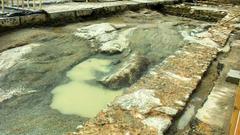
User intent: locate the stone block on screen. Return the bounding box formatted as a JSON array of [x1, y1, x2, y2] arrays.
[[226, 69, 240, 84], [20, 14, 47, 25], [0, 17, 20, 27], [75, 9, 93, 17], [49, 11, 76, 23]]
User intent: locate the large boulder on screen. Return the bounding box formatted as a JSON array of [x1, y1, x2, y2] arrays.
[[99, 53, 150, 89]]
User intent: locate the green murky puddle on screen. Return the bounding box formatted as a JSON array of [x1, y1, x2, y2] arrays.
[[50, 58, 123, 118]]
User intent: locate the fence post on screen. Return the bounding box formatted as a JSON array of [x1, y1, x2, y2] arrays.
[[17, 0, 19, 7], [1, 0, 4, 14], [39, 0, 42, 9], [33, 0, 35, 10], [21, 0, 24, 8], [27, 0, 29, 8]]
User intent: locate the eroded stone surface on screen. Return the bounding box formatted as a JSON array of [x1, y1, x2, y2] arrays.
[[142, 117, 172, 135], [74, 23, 133, 54], [100, 53, 149, 89], [0, 43, 40, 102], [114, 89, 162, 114], [154, 107, 178, 116]]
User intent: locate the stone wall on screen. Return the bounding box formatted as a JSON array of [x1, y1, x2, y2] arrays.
[[161, 4, 227, 22], [197, 0, 240, 4]]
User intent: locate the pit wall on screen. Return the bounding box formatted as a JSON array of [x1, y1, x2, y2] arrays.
[[0, 1, 176, 32], [198, 0, 240, 5], [69, 7, 239, 135], [160, 4, 228, 22], [0, 0, 234, 32]]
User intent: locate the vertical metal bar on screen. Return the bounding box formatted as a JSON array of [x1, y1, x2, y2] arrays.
[[33, 0, 35, 10], [39, 0, 42, 9], [17, 0, 19, 7], [1, 0, 4, 14], [21, 0, 24, 8], [27, 0, 29, 8], [11, 0, 13, 6]]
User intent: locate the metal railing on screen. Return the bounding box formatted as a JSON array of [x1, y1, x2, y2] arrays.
[[1, 0, 43, 14]]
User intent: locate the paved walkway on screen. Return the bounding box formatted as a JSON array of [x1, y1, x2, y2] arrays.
[[42, 0, 176, 13]]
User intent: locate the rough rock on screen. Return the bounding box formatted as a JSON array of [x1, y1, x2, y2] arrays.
[[162, 4, 227, 22], [74, 23, 116, 40], [0, 43, 40, 102], [0, 43, 40, 74], [99, 53, 149, 89], [142, 117, 172, 135], [154, 106, 178, 116], [113, 89, 162, 114], [75, 23, 133, 54]]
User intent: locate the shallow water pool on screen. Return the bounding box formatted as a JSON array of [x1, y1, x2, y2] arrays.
[[50, 58, 123, 118]]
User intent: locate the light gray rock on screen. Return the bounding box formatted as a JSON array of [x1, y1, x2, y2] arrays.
[[74, 23, 116, 40], [114, 89, 162, 114], [142, 117, 171, 135], [0, 43, 40, 73], [154, 106, 178, 116], [99, 27, 135, 54], [174, 100, 186, 107], [99, 40, 126, 54], [226, 69, 240, 84], [74, 23, 134, 54], [99, 53, 149, 89]]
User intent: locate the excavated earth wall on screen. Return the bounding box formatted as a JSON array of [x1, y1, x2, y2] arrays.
[[198, 0, 240, 5], [68, 6, 239, 135], [0, 0, 177, 32], [161, 4, 228, 22]]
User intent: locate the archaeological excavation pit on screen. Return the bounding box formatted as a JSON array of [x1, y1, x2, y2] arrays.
[[0, 1, 240, 135]]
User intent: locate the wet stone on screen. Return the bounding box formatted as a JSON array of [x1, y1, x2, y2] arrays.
[[99, 53, 150, 89], [74, 23, 133, 54]]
